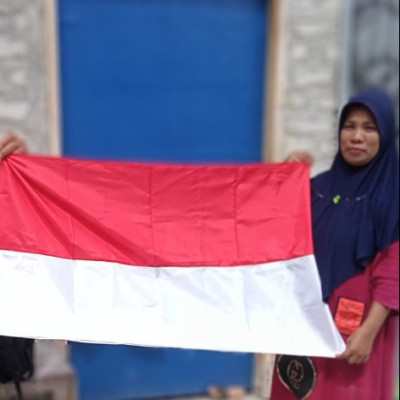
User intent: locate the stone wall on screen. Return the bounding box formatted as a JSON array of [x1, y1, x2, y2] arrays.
[[280, 0, 344, 175], [0, 0, 50, 153]]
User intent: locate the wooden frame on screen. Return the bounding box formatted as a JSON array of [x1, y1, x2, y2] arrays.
[[45, 0, 283, 397], [263, 0, 286, 163], [44, 0, 62, 156], [46, 0, 282, 162]]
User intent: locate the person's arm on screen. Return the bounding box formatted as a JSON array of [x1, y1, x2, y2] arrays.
[[0, 133, 27, 160], [337, 302, 390, 364], [337, 242, 399, 365]]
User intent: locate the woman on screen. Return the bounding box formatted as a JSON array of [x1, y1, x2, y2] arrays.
[[271, 89, 399, 400]]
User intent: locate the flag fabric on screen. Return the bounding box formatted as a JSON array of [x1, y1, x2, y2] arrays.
[[0, 155, 345, 357]]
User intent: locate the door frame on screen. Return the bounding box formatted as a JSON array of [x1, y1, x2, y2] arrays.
[[44, 0, 284, 396], [44, 0, 62, 156]]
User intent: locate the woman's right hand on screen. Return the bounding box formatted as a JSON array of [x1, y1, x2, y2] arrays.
[[0, 133, 27, 160], [285, 151, 315, 166], [336, 327, 375, 365], [336, 302, 390, 365]]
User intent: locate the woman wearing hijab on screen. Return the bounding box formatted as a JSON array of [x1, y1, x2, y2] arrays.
[[271, 89, 399, 400]]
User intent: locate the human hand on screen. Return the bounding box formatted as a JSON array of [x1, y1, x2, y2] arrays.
[[0, 133, 27, 160], [285, 151, 315, 166], [336, 327, 375, 365]]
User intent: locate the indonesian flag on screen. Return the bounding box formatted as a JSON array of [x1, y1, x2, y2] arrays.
[[0, 155, 345, 357]]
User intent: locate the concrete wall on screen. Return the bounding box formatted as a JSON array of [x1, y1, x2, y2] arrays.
[[0, 0, 50, 153]]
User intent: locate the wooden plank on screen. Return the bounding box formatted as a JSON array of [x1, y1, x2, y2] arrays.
[[44, 0, 62, 156], [263, 0, 287, 163]]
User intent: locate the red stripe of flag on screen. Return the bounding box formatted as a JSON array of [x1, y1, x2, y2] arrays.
[[0, 155, 313, 267]]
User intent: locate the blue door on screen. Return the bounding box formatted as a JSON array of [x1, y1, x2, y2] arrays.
[[59, 0, 269, 398]]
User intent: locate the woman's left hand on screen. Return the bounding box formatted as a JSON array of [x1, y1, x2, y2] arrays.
[[336, 327, 375, 365], [0, 133, 27, 160]]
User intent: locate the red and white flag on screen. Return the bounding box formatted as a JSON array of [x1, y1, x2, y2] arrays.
[[0, 155, 344, 357]]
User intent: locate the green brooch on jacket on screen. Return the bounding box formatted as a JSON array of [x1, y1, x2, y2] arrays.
[[333, 195, 342, 205]]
